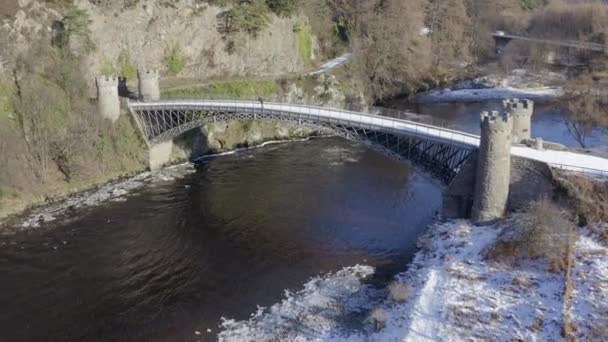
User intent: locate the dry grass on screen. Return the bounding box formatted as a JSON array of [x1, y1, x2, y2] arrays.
[[512, 275, 533, 288], [562, 232, 576, 341], [368, 308, 387, 331], [528, 1, 608, 43], [447, 264, 487, 281], [487, 197, 575, 271], [592, 305, 608, 339], [487, 197, 579, 339], [555, 175, 608, 229], [387, 282, 410, 303], [530, 314, 545, 333]]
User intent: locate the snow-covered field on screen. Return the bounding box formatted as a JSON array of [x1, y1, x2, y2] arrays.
[[570, 225, 608, 341], [218, 220, 608, 342], [342, 221, 565, 342]]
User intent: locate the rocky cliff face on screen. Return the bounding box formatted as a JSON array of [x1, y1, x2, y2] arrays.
[[0, 0, 313, 93]]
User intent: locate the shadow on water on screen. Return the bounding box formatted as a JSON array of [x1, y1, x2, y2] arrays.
[[0, 137, 442, 341]]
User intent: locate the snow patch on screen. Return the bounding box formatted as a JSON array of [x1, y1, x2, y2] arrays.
[[416, 86, 563, 104], [415, 69, 566, 103], [218, 265, 377, 342]]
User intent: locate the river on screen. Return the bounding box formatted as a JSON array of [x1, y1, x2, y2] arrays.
[[1, 98, 605, 342], [0, 137, 441, 341]]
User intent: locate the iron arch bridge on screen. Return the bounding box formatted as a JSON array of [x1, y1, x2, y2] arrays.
[[128, 100, 480, 184], [128, 100, 608, 183]]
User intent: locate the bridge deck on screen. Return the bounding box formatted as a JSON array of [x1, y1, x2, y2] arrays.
[[129, 100, 608, 177]]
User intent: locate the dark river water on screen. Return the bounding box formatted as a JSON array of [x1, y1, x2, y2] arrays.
[[0, 138, 442, 341]]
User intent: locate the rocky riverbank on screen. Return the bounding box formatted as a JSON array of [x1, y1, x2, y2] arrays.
[[0, 120, 332, 231]]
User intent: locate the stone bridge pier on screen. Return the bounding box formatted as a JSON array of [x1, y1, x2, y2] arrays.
[[149, 140, 174, 171], [136, 69, 168, 170]]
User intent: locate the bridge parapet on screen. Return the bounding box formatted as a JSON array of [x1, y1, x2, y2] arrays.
[[96, 75, 120, 122]]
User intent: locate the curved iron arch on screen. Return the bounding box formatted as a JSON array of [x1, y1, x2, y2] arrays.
[[129, 103, 474, 184]]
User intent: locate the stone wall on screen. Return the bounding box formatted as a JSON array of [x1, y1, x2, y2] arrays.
[[443, 152, 556, 219], [508, 156, 555, 211], [442, 151, 477, 219]]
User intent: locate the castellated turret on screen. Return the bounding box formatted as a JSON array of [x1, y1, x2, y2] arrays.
[[96, 75, 120, 122], [503, 98, 533, 143], [138, 69, 160, 101], [471, 110, 513, 224]]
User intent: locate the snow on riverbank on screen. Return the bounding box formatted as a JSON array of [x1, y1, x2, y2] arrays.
[[6, 163, 196, 233], [416, 86, 564, 104], [416, 69, 566, 103], [219, 265, 379, 342], [340, 220, 565, 341], [216, 219, 608, 341], [217, 220, 577, 341], [570, 226, 608, 340]]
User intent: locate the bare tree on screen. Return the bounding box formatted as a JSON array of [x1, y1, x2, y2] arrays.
[[13, 74, 69, 180], [426, 0, 473, 68], [352, 0, 432, 99], [563, 72, 608, 147], [564, 119, 592, 148]]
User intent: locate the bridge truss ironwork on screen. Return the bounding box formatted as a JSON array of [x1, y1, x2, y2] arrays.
[[128, 101, 475, 184]]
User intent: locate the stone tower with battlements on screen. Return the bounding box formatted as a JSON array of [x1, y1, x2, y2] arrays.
[[471, 110, 513, 224], [503, 98, 533, 143], [138, 69, 160, 101], [96, 76, 120, 122]]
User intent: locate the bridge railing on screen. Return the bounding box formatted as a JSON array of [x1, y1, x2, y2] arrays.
[[132, 98, 482, 149], [158, 92, 463, 132], [370, 106, 455, 130], [130, 98, 608, 178]]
